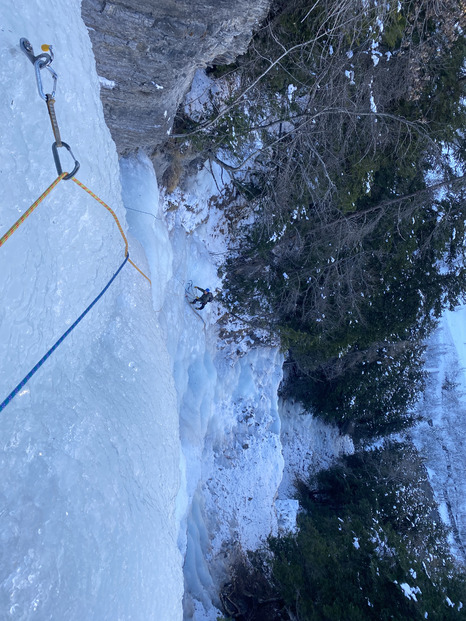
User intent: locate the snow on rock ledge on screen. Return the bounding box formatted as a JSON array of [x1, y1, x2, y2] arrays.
[[278, 399, 354, 500]]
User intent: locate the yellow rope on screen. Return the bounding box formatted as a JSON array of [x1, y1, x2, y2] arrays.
[[127, 257, 151, 283], [0, 173, 67, 248], [0, 173, 151, 285], [3, 48, 150, 284], [71, 177, 129, 256], [71, 177, 151, 284]]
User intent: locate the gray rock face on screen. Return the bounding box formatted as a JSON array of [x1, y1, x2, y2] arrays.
[[81, 0, 270, 155]]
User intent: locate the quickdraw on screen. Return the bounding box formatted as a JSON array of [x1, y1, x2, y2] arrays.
[[0, 40, 153, 412], [20, 38, 79, 179]]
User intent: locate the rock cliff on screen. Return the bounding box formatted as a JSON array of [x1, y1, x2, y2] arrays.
[[81, 0, 270, 157]]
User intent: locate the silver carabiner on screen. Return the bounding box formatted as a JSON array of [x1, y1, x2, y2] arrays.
[[52, 141, 80, 180], [34, 58, 58, 101]]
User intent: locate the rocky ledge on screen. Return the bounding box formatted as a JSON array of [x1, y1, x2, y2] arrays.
[[81, 0, 270, 157]]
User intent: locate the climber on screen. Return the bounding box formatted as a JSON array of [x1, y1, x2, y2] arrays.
[[190, 286, 214, 310]]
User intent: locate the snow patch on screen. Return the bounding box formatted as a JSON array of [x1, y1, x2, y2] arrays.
[[278, 399, 354, 499], [400, 582, 422, 602], [98, 75, 116, 89]]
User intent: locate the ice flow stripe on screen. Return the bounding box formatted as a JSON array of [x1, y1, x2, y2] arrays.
[[0, 255, 129, 413]]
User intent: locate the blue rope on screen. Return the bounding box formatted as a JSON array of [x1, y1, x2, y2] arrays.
[[0, 254, 129, 413]]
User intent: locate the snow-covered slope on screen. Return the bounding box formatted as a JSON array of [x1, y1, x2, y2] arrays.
[[410, 306, 466, 564], [1, 3, 182, 619]]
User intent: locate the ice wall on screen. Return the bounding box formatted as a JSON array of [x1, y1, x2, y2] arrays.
[[0, 3, 183, 619]]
